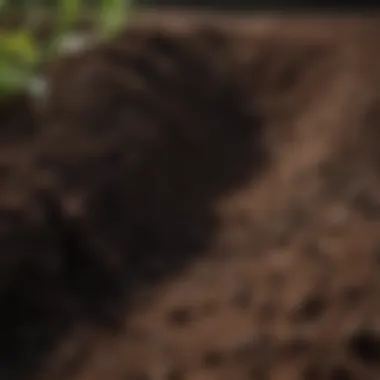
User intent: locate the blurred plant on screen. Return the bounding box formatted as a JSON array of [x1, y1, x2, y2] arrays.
[[0, 0, 135, 101], [0, 29, 38, 99]]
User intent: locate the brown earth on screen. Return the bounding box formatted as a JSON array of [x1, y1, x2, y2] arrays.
[[2, 12, 380, 380]]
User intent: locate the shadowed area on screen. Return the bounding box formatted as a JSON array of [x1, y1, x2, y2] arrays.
[[0, 24, 265, 379], [2, 14, 380, 380]]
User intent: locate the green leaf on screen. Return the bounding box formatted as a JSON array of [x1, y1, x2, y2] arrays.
[[0, 28, 38, 100], [58, 0, 81, 29], [99, 0, 133, 38], [0, 61, 32, 98], [0, 30, 38, 67]]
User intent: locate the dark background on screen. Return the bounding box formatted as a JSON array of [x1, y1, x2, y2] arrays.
[[138, 0, 377, 10], [7, 0, 378, 12]]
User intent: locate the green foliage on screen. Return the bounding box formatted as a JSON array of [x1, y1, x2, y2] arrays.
[[0, 0, 134, 101], [57, 0, 82, 34], [99, 0, 133, 38], [0, 30, 38, 99]]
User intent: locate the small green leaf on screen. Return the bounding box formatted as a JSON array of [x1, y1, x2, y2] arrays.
[[58, 0, 81, 29], [0, 61, 32, 98], [0, 30, 38, 66], [99, 0, 133, 38]]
